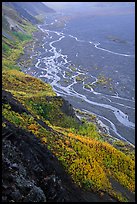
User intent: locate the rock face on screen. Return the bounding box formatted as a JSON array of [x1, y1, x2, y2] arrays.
[[2, 119, 66, 202], [47, 95, 82, 124], [60, 96, 79, 119]]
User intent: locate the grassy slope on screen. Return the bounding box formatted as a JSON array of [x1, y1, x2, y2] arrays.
[[2, 8, 135, 202], [2, 3, 37, 70]]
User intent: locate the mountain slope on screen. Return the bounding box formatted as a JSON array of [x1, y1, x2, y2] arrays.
[[2, 2, 55, 25], [12, 2, 55, 15], [2, 2, 135, 202], [2, 1, 55, 36], [3, 2, 36, 25], [2, 90, 118, 202], [3, 2, 55, 23], [2, 69, 135, 202]]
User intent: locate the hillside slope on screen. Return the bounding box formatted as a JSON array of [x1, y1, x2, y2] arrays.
[[2, 90, 118, 202], [2, 70, 135, 202], [2, 2, 135, 202], [2, 2, 55, 47], [3, 2, 55, 23]]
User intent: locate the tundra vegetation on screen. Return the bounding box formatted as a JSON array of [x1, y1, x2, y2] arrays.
[[2, 69, 135, 202]]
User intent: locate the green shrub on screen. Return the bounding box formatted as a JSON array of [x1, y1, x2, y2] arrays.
[[72, 121, 100, 140], [12, 31, 32, 41], [2, 43, 10, 53]]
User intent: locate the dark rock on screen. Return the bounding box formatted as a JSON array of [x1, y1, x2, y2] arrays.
[[2, 196, 7, 201], [2, 90, 31, 115], [23, 186, 46, 202], [10, 163, 19, 170], [10, 190, 22, 201], [2, 118, 68, 202]]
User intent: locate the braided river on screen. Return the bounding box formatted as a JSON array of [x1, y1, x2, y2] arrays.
[[22, 12, 135, 145]]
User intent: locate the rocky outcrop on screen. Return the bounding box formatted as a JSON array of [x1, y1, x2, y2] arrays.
[[2, 90, 30, 114], [2, 118, 67, 202]]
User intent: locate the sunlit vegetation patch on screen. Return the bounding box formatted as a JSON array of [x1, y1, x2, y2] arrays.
[[12, 31, 32, 41], [2, 103, 50, 139], [2, 36, 16, 54], [113, 140, 135, 161], [96, 75, 112, 86], [75, 109, 97, 121], [110, 191, 128, 202], [84, 83, 92, 90], [22, 96, 79, 129], [75, 108, 135, 161], [2, 18, 37, 71], [2, 41, 25, 70], [2, 42, 10, 53], [2, 70, 55, 98], [71, 121, 101, 141], [2, 69, 79, 129], [75, 74, 86, 82], [20, 21, 37, 34], [45, 126, 135, 200], [2, 70, 79, 128], [65, 71, 72, 77], [69, 65, 77, 72]]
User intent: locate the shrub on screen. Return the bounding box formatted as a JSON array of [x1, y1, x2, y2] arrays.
[[12, 31, 32, 41], [2, 42, 10, 53]]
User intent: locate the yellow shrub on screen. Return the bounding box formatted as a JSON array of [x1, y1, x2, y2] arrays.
[[28, 124, 38, 131]]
